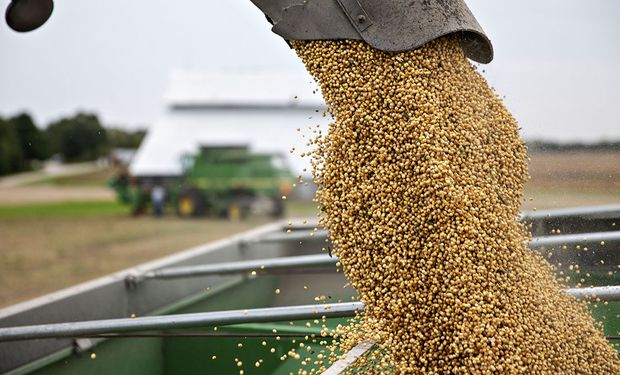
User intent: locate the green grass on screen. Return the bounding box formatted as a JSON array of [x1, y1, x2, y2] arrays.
[[0, 201, 127, 219], [0, 199, 316, 221]]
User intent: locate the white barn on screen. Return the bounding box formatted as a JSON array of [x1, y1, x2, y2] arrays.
[[130, 69, 328, 178]]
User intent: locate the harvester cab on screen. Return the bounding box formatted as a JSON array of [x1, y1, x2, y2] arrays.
[[6, 0, 493, 63]]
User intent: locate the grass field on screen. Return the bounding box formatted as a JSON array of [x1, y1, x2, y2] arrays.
[[0, 150, 618, 307], [0, 201, 126, 219]]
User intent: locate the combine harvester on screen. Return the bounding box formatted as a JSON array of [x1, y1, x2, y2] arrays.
[[110, 145, 293, 219], [1, 205, 620, 374]]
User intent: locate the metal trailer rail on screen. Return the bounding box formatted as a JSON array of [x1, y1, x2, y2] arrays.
[[140, 254, 338, 281], [285, 204, 620, 234], [521, 204, 620, 221], [256, 228, 620, 249], [0, 303, 363, 342], [254, 230, 329, 244], [522, 204, 620, 237], [1, 286, 618, 343], [566, 286, 620, 301], [322, 341, 376, 375], [266, 204, 620, 241], [132, 230, 620, 282], [530, 230, 620, 248]]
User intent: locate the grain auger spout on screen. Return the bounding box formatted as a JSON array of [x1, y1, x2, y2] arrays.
[[250, 0, 493, 63], [6, 0, 493, 63]]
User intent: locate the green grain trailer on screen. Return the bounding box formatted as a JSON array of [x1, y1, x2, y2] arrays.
[[1, 205, 620, 374]]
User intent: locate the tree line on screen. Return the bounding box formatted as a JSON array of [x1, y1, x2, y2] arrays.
[[528, 140, 620, 153], [0, 112, 145, 176]]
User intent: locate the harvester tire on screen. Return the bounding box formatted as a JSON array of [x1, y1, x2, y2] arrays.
[[227, 203, 242, 221], [271, 197, 285, 218], [176, 189, 205, 218], [227, 199, 251, 221]]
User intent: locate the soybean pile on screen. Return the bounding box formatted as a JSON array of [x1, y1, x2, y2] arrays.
[[292, 38, 620, 373]]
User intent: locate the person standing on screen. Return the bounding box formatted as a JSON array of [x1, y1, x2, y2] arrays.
[[151, 183, 166, 217]]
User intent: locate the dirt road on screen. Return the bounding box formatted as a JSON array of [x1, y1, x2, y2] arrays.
[[0, 186, 114, 205]]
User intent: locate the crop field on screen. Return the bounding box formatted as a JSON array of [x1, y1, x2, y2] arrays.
[[0, 151, 618, 307], [0, 208, 272, 307], [524, 151, 620, 210], [0, 198, 315, 307]]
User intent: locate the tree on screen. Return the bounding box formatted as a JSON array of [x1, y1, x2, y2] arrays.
[[10, 113, 48, 161], [46, 113, 108, 162], [106, 128, 146, 149], [0, 117, 25, 175]]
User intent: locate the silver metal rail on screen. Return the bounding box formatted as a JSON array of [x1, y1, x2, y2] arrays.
[[0, 302, 364, 342], [521, 204, 620, 221], [1, 286, 619, 342], [567, 286, 620, 302], [322, 340, 375, 375], [143, 254, 338, 280], [284, 205, 620, 231], [256, 229, 620, 249], [136, 231, 620, 283], [530, 230, 620, 248], [266, 205, 620, 244], [256, 230, 329, 243]]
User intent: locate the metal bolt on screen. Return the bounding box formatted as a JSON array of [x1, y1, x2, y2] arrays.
[[124, 274, 140, 289]]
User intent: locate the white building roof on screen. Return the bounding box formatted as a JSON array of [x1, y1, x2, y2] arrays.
[[165, 69, 325, 109], [130, 70, 328, 177]]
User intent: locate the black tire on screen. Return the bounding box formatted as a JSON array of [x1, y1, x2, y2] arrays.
[[271, 197, 285, 218]]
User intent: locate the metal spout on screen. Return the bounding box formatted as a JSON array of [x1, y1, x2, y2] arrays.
[[250, 0, 493, 63]]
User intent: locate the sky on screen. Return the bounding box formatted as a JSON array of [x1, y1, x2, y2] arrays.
[[0, 0, 619, 142]]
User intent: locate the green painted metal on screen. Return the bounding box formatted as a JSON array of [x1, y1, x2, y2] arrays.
[[559, 270, 620, 352], [186, 146, 289, 194], [9, 264, 620, 374], [179, 145, 292, 217], [11, 274, 356, 375], [591, 302, 620, 351], [162, 324, 328, 375], [24, 338, 164, 375]]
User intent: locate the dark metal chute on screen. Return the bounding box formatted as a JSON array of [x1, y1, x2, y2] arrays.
[[250, 0, 493, 63]]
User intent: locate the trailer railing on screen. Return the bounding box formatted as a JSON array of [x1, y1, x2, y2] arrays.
[[1, 286, 618, 342], [128, 230, 620, 283], [1, 204, 619, 372]]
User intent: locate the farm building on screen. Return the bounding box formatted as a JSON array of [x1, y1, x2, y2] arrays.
[[129, 69, 327, 179]]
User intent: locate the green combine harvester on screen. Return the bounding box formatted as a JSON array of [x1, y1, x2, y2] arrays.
[[110, 145, 293, 219]]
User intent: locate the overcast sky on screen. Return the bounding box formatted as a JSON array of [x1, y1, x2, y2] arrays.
[[1, 0, 619, 142]]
